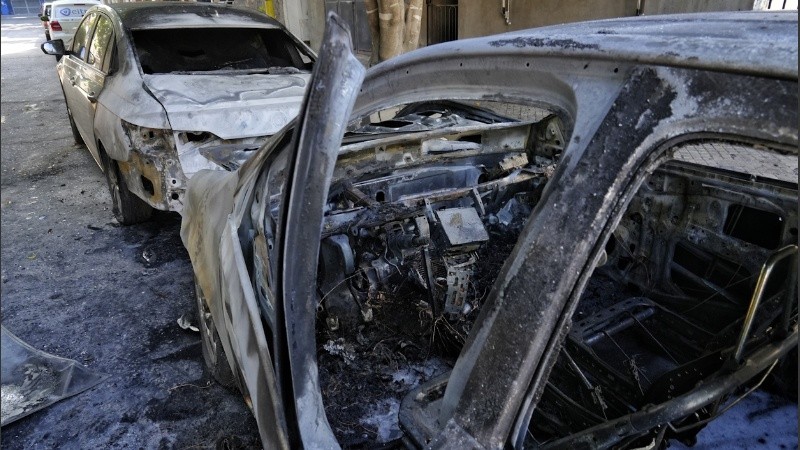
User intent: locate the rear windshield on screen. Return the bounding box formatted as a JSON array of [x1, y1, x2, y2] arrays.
[[131, 28, 313, 75]]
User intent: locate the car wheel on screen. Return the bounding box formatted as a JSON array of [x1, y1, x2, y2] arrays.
[[58, 86, 85, 146], [99, 150, 153, 225], [195, 279, 238, 389]]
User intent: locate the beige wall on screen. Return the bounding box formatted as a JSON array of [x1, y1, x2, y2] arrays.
[[642, 0, 755, 14], [232, 0, 315, 45], [274, 0, 311, 43], [458, 0, 639, 39], [308, 0, 326, 49]]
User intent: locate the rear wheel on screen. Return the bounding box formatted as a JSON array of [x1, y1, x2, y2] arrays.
[[59, 86, 84, 146], [99, 150, 153, 225], [66, 104, 84, 146], [195, 279, 238, 389]]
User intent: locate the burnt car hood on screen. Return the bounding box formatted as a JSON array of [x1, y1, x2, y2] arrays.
[[143, 73, 311, 139]]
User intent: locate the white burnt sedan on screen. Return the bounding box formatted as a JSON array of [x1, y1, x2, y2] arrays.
[[41, 2, 315, 224]]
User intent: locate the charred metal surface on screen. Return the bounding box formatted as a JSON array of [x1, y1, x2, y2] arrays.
[[488, 38, 599, 50], [272, 13, 365, 449], [118, 123, 186, 211]]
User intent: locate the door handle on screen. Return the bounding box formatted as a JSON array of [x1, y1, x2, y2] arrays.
[[87, 91, 97, 103], [69, 76, 76, 86]]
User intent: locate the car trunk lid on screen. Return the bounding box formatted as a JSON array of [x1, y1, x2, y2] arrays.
[[142, 73, 311, 140]]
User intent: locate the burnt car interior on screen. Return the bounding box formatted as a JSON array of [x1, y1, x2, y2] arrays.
[[246, 99, 797, 448], [526, 142, 797, 448], [132, 28, 311, 74]]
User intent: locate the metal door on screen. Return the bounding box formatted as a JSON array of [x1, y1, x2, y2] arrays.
[[324, 0, 371, 53], [426, 0, 457, 45]]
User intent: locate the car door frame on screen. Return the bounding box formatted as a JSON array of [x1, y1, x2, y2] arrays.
[[59, 9, 116, 162], [59, 11, 97, 152], [215, 12, 366, 449]]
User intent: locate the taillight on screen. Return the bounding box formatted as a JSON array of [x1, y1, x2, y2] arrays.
[[50, 20, 62, 31]]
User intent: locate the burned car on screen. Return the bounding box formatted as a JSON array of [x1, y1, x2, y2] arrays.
[[181, 11, 798, 449], [41, 2, 315, 224]]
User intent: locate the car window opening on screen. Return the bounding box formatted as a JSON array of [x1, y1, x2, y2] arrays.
[[131, 28, 310, 74], [525, 140, 797, 447]]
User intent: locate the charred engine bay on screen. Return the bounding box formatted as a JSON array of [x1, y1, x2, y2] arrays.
[[314, 111, 555, 446], [312, 122, 797, 447]]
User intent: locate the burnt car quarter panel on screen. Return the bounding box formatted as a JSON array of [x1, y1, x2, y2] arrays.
[[42, 2, 315, 224], [181, 11, 797, 450]]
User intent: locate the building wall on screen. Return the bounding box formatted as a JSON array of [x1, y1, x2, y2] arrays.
[[458, 0, 640, 39], [642, 0, 755, 14], [278, 0, 310, 43], [289, 0, 794, 56], [309, 0, 326, 49]]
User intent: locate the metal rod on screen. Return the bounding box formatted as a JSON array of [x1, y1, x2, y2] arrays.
[[584, 307, 655, 344], [667, 359, 778, 434], [779, 249, 798, 337], [733, 245, 797, 363]]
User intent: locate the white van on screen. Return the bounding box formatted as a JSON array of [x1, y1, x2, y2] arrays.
[[47, 0, 101, 47]]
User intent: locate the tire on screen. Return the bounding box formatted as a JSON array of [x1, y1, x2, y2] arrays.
[[195, 279, 238, 389], [66, 104, 84, 146], [44, 31, 50, 40], [59, 85, 84, 146], [99, 150, 153, 225]]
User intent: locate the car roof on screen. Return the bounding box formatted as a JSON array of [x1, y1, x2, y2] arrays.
[[103, 2, 284, 30], [384, 11, 797, 80]]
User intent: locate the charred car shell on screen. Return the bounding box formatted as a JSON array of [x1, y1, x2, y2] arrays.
[[181, 11, 798, 450], [43, 2, 315, 223]]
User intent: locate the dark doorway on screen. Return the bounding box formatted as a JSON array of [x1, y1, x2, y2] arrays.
[[426, 0, 457, 45]]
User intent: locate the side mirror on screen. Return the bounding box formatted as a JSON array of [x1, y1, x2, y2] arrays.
[[41, 40, 66, 56]]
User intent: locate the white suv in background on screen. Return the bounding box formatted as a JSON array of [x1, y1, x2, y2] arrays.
[[46, 0, 100, 47]]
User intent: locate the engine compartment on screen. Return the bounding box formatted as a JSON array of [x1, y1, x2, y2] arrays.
[[314, 106, 558, 445]]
